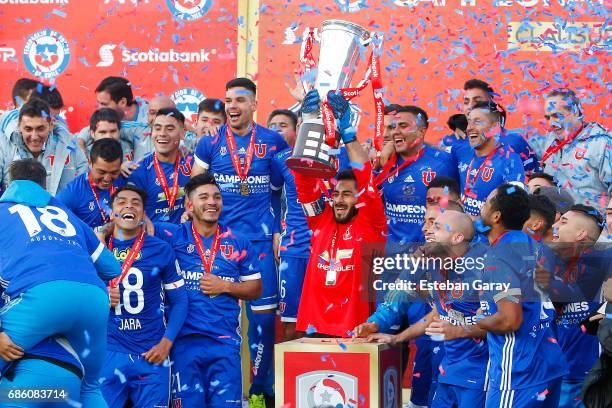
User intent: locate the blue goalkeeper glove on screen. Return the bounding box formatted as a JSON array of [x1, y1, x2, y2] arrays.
[[301, 89, 321, 115], [327, 90, 356, 144]]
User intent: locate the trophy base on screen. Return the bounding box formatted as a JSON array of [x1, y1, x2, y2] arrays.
[[286, 156, 337, 178]]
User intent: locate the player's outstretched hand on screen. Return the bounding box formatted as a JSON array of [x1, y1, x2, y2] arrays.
[[120, 161, 140, 178], [425, 317, 459, 341], [0, 333, 24, 362], [200, 273, 229, 296], [108, 286, 120, 308], [353, 322, 378, 338], [366, 333, 397, 345], [142, 337, 173, 365]]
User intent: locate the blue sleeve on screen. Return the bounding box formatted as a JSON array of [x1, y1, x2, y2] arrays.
[[272, 188, 282, 235], [367, 298, 407, 334], [507, 132, 541, 174], [78, 219, 121, 281], [55, 184, 78, 212], [271, 156, 284, 234], [160, 247, 188, 342], [238, 238, 261, 281], [503, 152, 526, 184], [194, 132, 214, 169], [153, 222, 181, 243]]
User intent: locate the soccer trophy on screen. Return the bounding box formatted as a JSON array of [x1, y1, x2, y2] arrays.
[[286, 20, 372, 178]]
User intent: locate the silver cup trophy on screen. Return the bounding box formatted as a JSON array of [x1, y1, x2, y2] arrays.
[[286, 20, 371, 178]]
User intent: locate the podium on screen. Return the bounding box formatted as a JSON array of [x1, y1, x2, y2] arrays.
[[275, 338, 402, 407]]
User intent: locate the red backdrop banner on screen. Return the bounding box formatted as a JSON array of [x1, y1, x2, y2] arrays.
[[0, 0, 239, 131], [254, 0, 611, 142]]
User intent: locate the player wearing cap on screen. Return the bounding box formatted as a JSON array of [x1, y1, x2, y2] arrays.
[[459, 102, 525, 217], [127, 108, 192, 223], [190, 77, 288, 404], [477, 184, 567, 407], [99, 185, 187, 408], [155, 174, 262, 407]]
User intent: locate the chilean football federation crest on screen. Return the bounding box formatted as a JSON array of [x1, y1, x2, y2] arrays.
[[23, 29, 71, 79], [166, 0, 213, 21], [296, 371, 358, 408], [171, 88, 205, 123]]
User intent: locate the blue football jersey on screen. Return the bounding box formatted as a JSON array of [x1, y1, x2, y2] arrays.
[[429, 245, 489, 390], [459, 146, 525, 216], [127, 153, 192, 223], [380, 146, 459, 245], [107, 234, 185, 355], [0, 196, 107, 299], [479, 231, 567, 390], [270, 148, 310, 258], [56, 173, 126, 228], [155, 222, 261, 345], [193, 124, 289, 242]]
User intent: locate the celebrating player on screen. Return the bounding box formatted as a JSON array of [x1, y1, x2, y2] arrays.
[[57, 138, 125, 228], [155, 174, 262, 407], [0, 159, 121, 406], [127, 108, 192, 223], [459, 101, 525, 217], [477, 184, 567, 407], [294, 89, 387, 338], [191, 77, 288, 404], [0, 99, 87, 195], [99, 185, 188, 408]]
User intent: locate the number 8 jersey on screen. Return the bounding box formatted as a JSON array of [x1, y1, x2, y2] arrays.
[[107, 234, 185, 354]]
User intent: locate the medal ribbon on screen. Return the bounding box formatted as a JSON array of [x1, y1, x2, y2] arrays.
[[108, 228, 146, 288], [375, 148, 425, 188], [153, 152, 181, 210], [541, 124, 585, 165], [87, 172, 116, 224], [191, 223, 221, 274], [463, 146, 500, 198], [225, 124, 256, 185]]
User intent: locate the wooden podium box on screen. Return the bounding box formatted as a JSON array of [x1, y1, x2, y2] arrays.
[[275, 338, 401, 407]]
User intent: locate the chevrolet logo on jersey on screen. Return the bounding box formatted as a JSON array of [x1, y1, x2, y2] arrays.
[[318, 249, 355, 271], [113, 247, 143, 262]]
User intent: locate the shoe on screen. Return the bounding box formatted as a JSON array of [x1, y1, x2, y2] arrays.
[[264, 393, 275, 408], [248, 394, 266, 408]]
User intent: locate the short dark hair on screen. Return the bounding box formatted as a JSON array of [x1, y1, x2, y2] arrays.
[[335, 169, 358, 188], [155, 108, 185, 125], [546, 88, 582, 116], [18, 99, 51, 122], [397, 105, 429, 129], [268, 109, 298, 130], [12, 78, 40, 106], [198, 98, 226, 120], [384, 104, 402, 115], [110, 185, 147, 207], [90, 138, 123, 164], [470, 100, 503, 125], [427, 176, 460, 198], [569, 204, 604, 230], [490, 183, 531, 230], [90, 108, 121, 132], [185, 173, 220, 197], [447, 114, 468, 133], [528, 172, 556, 186], [529, 194, 556, 233], [95, 76, 134, 106], [463, 78, 495, 95], [225, 77, 257, 95], [9, 159, 47, 188], [36, 85, 64, 110]]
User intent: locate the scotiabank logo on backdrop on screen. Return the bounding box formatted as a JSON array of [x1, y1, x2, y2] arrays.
[[171, 88, 205, 123], [96, 44, 212, 67], [23, 29, 71, 79], [166, 0, 212, 21]]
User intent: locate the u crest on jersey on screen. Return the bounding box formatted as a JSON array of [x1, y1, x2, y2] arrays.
[[481, 167, 495, 182], [421, 169, 437, 186], [220, 244, 234, 258], [254, 143, 267, 158], [179, 157, 192, 176]]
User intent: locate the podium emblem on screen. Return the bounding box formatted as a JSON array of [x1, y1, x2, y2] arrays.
[[297, 370, 358, 408]]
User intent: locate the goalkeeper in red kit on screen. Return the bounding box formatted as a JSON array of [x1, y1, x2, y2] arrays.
[[292, 90, 387, 337]]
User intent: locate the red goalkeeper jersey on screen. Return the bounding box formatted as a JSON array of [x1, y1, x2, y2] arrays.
[[293, 163, 387, 337]]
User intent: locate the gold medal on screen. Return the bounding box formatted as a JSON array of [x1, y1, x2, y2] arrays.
[[240, 180, 250, 196]]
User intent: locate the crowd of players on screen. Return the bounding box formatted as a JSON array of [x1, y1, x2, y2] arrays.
[[0, 74, 609, 408]]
